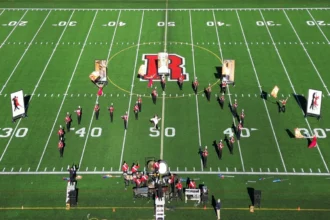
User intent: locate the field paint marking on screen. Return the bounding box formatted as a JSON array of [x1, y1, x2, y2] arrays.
[[160, 91, 165, 159], [79, 10, 121, 168], [0, 170, 330, 176], [37, 11, 98, 171], [283, 11, 330, 96], [118, 11, 144, 170], [0, 11, 76, 163], [189, 10, 203, 171], [307, 9, 330, 45], [214, 10, 245, 172], [0, 7, 330, 11], [0, 10, 28, 49], [0, 9, 4, 16], [235, 10, 287, 172], [259, 10, 329, 173], [0, 10, 52, 94], [163, 0, 168, 52]]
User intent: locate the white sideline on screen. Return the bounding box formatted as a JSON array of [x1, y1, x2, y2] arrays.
[[35, 11, 98, 171], [0, 11, 76, 163], [214, 10, 246, 172], [79, 10, 122, 168], [0, 10, 28, 49], [0, 8, 330, 11], [0, 10, 52, 94], [188, 11, 204, 171], [118, 11, 145, 170], [259, 9, 329, 172], [283, 10, 330, 96], [235, 11, 287, 172]]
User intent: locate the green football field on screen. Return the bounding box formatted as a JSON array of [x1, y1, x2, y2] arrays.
[[1, 0, 330, 219]]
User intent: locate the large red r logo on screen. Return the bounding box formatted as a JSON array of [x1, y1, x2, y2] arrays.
[[142, 54, 189, 81]]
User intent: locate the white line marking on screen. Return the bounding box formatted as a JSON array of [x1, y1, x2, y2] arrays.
[[259, 9, 329, 172], [189, 10, 203, 171], [0, 171, 329, 176], [239, 10, 288, 172], [0, 9, 5, 16], [0, 10, 28, 49], [78, 11, 103, 169], [0, 11, 76, 163], [216, 10, 245, 171], [0, 10, 51, 94], [37, 11, 98, 171], [160, 90, 165, 159], [118, 11, 144, 170], [283, 10, 330, 95]]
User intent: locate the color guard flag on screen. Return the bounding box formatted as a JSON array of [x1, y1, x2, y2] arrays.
[[271, 86, 279, 98], [294, 128, 304, 138], [308, 135, 317, 148], [97, 87, 103, 96]]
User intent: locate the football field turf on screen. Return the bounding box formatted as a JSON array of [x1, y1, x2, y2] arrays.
[[1, 1, 330, 219]]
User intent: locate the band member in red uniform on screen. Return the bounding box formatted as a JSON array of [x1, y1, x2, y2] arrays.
[[279, 98, 288, 113], [229, 136, 235, 154], [131, 163, 140, 174], [192, 77, 199, 94], [97, 86, 103, 96], [188, 179, 196, 189], [160, 75, 166, 91], [205, 83, 211, 102], [178, 74, 184, 90], [65, 112, 72, 132], [108, 103, 114, 122], [237, 121, 243, 140], [219, 93, 225, 109], [202, 146, 208, 168], [137, 96, 142, 112], [240, 109, 245, 126], [121, 111, 128, 129], [221, 80, 227, 94], [74, 106, 82, 125], [145, 73, 156, 88], [58, 125, 65, 140], [133, 176, 142, 188], [58, 139, 64, 158], [232, 99, 238, 117], [218, 140, 224, 159], [153, 160, 160, 173], [94, 102, 100, 120], [175, 180, 183, 200], [133, 102, 139, 120], [141, 172, 149, 186], [122, 161, 129, 173], [152, 87, 158, 105]]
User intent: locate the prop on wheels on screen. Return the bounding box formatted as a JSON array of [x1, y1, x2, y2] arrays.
[[306, 89, 322, 120], [10, 90, 26, 122], [221, 60, 235, 85], [89, 60, 108, 95]]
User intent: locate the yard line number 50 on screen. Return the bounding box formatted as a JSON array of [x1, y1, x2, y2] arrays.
[[0, 128, 28, 138], [149, 127, 175, 137]]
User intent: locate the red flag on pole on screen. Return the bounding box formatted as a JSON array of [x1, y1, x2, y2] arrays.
[[97, 87, 103, 96], [308, 135, 317, 148]]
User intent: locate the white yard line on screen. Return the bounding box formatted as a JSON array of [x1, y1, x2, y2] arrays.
[[79, 10, 122, 168], [283, 10, 330, 95], [0, 10, 76, 163], [307, 9, 330, 44], [0, 10, 28, 49], [234, 10, 286, 172], [259, 9, 329, 172], [0, 170, 329, 176], [163, 0, 169, 52], [0, 9, 5, 16], [214, 10, 245, 172], [0, 10, 52, 94], [118, 11, 145, 170], [35, 10, 98, 171], [0, 7, 330, 11], [189, 10, 204, 171]]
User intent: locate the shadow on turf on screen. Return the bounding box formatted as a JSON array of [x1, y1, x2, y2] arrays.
[[285, 129, 295, 138], [24, 95, 31, 115], [247, 187, 255, 206], [213, 140, 221, 159], [260, 91, 268, 100], [293, 93, 307, 115], [224, 135, 233, 154], [211, 195, 217, 215], [214, 66, 222, 79]]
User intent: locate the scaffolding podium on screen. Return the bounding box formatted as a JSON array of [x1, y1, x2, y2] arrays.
[[155, 197, 165, 220]]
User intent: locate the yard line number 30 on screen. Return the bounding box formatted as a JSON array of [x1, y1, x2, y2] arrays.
[[0, 128, 28, 138]]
